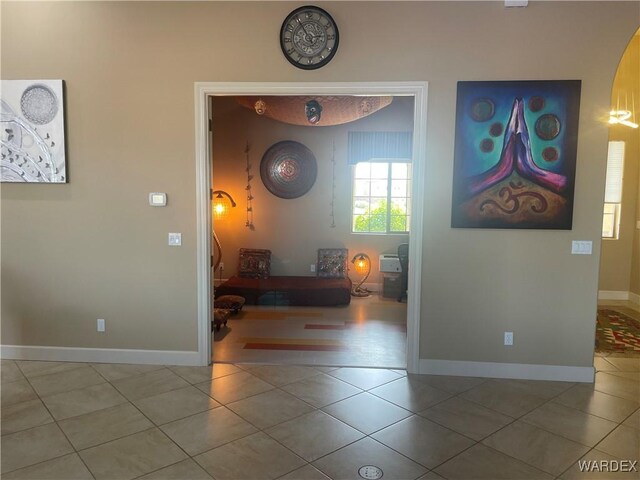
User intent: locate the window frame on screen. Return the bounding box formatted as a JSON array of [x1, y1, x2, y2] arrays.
[[351, 161, 411, 235]]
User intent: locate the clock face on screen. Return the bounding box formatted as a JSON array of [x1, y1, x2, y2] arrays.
[[280, 6, 339, 70]]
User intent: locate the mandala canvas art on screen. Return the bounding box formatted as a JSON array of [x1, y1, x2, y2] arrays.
[[1, 80, 66, 183], [451, 80, 581, 229]]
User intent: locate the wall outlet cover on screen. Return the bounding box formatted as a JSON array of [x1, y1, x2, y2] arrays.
[[168, 233, 182, 246]]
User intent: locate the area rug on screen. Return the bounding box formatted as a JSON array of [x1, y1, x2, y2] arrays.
[[596, 308, 640, 353]]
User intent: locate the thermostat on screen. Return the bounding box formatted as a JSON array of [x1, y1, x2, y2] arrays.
[[149, 192, 167, 207]]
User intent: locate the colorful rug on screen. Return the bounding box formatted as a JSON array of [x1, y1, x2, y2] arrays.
[[596, 309, 640, 353]]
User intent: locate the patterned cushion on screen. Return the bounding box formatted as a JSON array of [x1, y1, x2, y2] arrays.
[[238, 248, 271, 278], [317, 248, 348, 279]]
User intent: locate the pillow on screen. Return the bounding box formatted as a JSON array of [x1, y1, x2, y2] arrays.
[[238, 248, 271, 278], [317, 248, 348, 279]]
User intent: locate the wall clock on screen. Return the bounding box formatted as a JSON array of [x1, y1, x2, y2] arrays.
[[280, 5, 339, 70]]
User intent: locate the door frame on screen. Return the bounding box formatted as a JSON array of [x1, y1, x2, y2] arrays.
[[194, 82, 428, 373]]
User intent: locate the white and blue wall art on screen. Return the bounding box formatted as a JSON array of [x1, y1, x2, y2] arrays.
[[1, 80, 66, 183]]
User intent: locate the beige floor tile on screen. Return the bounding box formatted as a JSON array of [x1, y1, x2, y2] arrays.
[[195, 370, 274, 404], [1, 399, 53, 435], [227, 389, 315, 430], [482, 421, 590, 476], [138, 459, 213, 479], [280, 374, 362, 408], [417, 472, 446, 480], [1, 453, 94, 480], [623, 408, 640, 430], [266, 410, 364, 462], [553, 384, 640, 423], [1, 379, 39, 407], [523, 402, 617, 446], [369, 377, 452, 413], [160, 406, 257, 456], [134, 386, 220, 425], [594, 357, 619, 372], [603, 356, 640, 372], [169, 363, 242, 384], [278, 464, 331, 480], [92, 363, 164, 381], [41, 382, 128, 420], [58, 403, 154, 450], [322, 392, 412, 434], [460, 380, 549, 418], [594, 372, 640, 402], [16, 360, 86, 379], [195, 431, 306, 479], [420, 396, 513, 441], [327, 367, 402, 390], [609, 371, 640, 382], [596, 425, 640, 461], [313, 437, 427, 480], [79, 428, 187, 480], [509, 379, 576, 399], [28, 365, 105, 397], [111, 368, 190, 401], [434, 443, 553, 480], [250, 365, 320, 386], [315, 366, 340, 373], [1, 423, 74, 474], [1, 360, 25, 384], [410, 374, 487, 395], [560, 449, 640, 479], [371, 415, 474, 469]]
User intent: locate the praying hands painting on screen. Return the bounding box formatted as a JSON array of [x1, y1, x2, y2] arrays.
[[1, 80, 66, 183], [451, 80, 581, 229]]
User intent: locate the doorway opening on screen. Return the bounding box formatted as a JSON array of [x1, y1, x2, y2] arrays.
[[194, 83, 428, 374]]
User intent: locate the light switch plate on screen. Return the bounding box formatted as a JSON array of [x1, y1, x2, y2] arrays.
[[149, 193, 167, 207], [168, 233, 182, 246], [571, 240, 592, 255]]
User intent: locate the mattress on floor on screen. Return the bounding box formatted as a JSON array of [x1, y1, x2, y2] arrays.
[[215, 276, 352, 306]]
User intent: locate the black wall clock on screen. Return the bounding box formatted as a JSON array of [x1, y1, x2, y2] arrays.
[[280, 5, 339, 70]]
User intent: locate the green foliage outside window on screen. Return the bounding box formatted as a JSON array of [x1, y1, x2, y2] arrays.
[[354, 200, 408, 233]]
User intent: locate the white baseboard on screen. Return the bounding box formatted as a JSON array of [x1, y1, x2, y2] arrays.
[[598, 290, 630, 301], [419, 359, 595, 383], [0, 345, 203, 366], [629, 292, 640, 305]]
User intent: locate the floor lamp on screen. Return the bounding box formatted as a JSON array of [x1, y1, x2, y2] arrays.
[[212, 190, 236, 274], [351, 253, 371, 297]]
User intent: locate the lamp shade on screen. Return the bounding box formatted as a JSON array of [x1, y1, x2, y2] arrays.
[[353, 254, 370, 275], [212, 190, 236, 221]]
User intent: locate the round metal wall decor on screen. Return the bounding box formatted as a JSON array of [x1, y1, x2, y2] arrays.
[[260, 141, 317, 199]]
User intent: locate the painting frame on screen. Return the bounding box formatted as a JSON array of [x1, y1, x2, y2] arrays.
[[451, 80, 581, 229]]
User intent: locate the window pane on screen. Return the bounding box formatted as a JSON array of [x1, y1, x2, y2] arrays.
[[390, 216, 407, 232], [354, 162, 370, 178], [370, 197, 387, 213], [371, 180, 388, 197], [391, 198, 408, 214], [353, 197, 370, 214], [602, 212, 615, 238], [370, 163, 389, 179], [369, 215, 386, 232], [391, 163, 409, 179], [353, 215, 370, 232], [354, 179, 370, 197], [391, 179, 408, 197]]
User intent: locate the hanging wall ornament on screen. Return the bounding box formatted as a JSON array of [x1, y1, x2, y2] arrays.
[[330, 141, 336, 228], [244, 142, 254, 229], [305, 100, 323, 124], [260, 140, 317, 199]]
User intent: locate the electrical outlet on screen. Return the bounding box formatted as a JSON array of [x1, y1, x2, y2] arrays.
[[97, 318, 106, 333], [168, 233, 182, 246], [504, 331, 513, 346], [310, 264, 316, 273], [219, 262, 224, 271]]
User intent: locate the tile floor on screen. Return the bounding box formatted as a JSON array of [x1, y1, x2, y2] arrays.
[[1, 301, 638, 479]]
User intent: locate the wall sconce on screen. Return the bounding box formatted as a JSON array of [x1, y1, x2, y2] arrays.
[[350, 253, 371, 297], [609, 110, 639, 129], [212, 190, 236, 272]]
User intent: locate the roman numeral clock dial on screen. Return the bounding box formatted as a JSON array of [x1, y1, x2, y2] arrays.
[[280, 5, 339, 70]]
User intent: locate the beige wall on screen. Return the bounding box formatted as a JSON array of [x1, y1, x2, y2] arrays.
[[599, 34, 640, 294], [2, 2, 638, 367], [212, 96, 412, 284]]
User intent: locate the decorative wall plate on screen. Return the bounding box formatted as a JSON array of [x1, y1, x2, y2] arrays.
[[260, 141, 317, 199]]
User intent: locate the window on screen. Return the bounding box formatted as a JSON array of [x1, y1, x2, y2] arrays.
[[352, 161, 411, 233], [602, 141, 625, 239]]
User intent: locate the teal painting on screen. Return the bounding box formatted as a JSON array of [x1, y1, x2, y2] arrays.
[[451, 80, 581, 229]]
